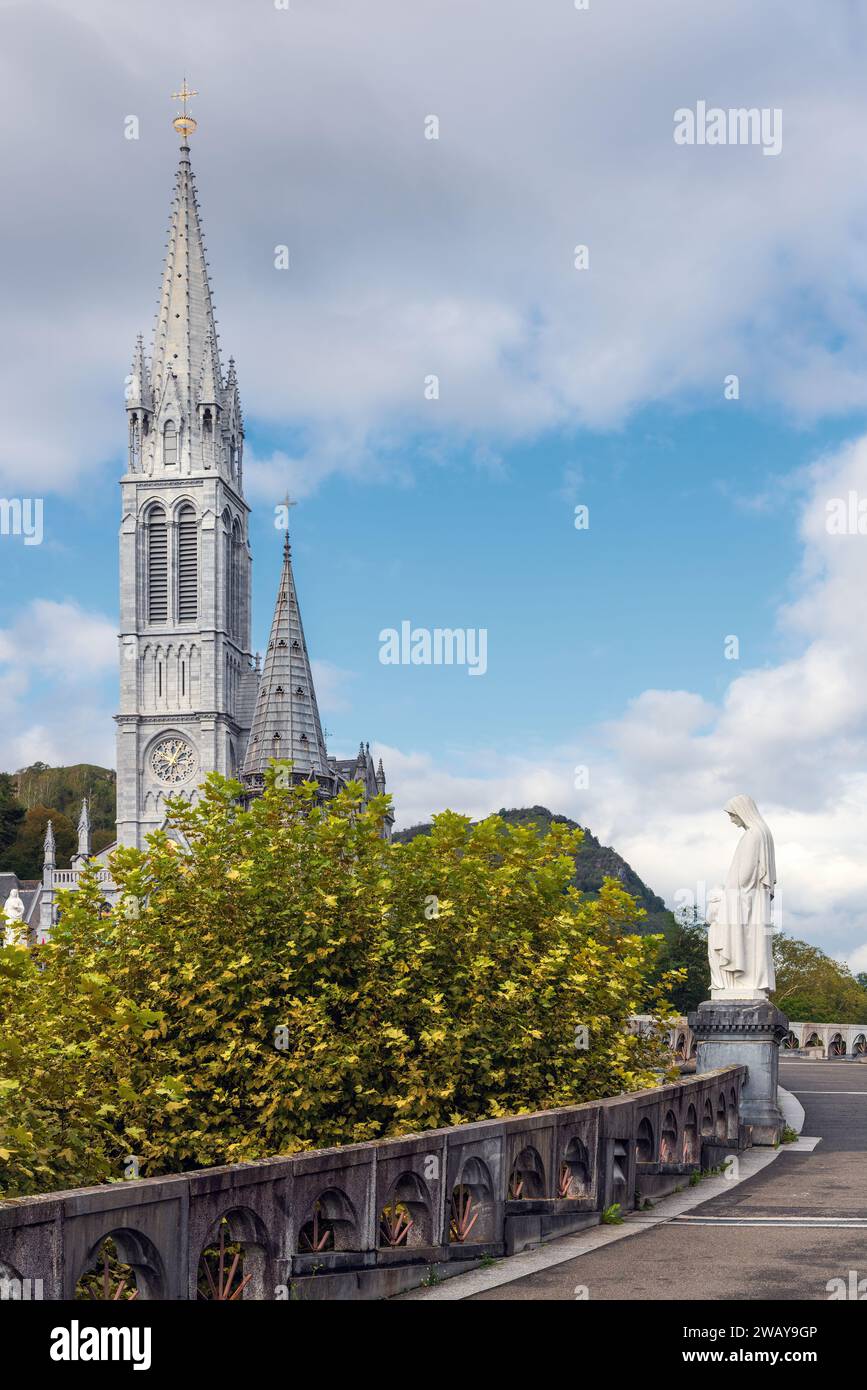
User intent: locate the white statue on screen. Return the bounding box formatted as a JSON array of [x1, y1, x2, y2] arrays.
[[2, 888, 26, 947], [708, 794, 776, 1000]]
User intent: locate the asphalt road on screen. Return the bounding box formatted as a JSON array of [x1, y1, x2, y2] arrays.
[[469, 1060, 867, 1300]]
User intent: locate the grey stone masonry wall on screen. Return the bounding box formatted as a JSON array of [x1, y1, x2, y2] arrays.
[[0, 1066, 746, 1302]]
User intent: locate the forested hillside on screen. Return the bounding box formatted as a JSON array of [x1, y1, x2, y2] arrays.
[[0, 764, 116, 877]]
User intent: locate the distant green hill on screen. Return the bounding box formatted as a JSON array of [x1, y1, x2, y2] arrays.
[[0, 764, 116, 877], [393, 804, 675, 935]]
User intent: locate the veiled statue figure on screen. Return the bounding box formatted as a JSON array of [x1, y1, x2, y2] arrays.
[[2, 888, 26, 947], [707, 794, 776, 999]]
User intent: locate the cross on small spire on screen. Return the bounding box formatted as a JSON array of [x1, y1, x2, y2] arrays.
[[280, 492, 298, 559]]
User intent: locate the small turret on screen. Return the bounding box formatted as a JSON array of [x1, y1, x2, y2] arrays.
[[71, 799, 91, 868], [43, 819, 56, 871], [376, 757, 386, 793], [126, 334, 152, 471]]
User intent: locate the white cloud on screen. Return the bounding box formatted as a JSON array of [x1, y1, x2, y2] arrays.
[[0, 600, 116, 771], [5, 1, 867, 490]]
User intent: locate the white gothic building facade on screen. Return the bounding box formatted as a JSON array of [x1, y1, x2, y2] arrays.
[[33, 122, 391, 937]]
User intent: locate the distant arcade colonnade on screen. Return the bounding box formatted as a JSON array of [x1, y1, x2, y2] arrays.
[[632, 1016, 867, 1061]]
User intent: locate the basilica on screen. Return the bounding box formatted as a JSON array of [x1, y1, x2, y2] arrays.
[[29, 93, 392, 940]]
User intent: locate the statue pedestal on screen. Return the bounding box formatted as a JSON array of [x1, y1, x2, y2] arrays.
[[688, 999, 789, 1146]]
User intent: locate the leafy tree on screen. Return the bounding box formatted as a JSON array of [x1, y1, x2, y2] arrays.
[[650, 907, 711, 1014], [772, 936, 867, 1023], [0, 774, 24, 859], [0, 770, 680, 1197], [0, 804, 75, 879], [396, 805, 676, 935]]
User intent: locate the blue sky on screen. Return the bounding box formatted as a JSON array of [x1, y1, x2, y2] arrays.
[[4, 0, 867, 965], [5, 400, 855, 767]]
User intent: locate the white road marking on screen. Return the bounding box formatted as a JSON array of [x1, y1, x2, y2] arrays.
[[670, 1217, 867, 1228]]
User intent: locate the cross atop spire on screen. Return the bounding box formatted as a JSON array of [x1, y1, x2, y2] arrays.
[[172, 79, 198, 142], [280, 493, 298, 560]]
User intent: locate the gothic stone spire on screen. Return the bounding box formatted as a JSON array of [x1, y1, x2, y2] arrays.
[[141, 133, 240, 479], [242, 535, 330, 785]]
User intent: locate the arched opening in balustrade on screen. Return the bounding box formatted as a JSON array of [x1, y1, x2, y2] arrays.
[[729, 1087, 739, 1140], [701, 1097, 714, 1137], [197, 1208, 269, 1300], [783, 1030, 800, 1049], [0, 1259, 26, 1300], [636, 1117, 655, 1163], [660, 1110, 679, 1164], [75, 1230, 164, 1301], [508, 1146, 546, 1200], [716, 1093, 728, 1140], [688, 1038, 697, 1059], [674, 1032, 687, 1061], [298, 1187, 358, 1254], [683, 1105, 699, 1163], [559, 1135, 592, 1198], [450, 1157, 494, 1245], [378, 1172, 432, 1249], [829, 1033, 847, 1057], [805, 1031, 822, 1049], [854, 1034, 867, 1056]]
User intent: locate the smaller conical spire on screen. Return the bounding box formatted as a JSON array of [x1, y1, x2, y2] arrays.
[[242, 534, 330, 785], [376, 758, 386, 792]]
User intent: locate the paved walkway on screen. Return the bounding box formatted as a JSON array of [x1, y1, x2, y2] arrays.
[[406, 1061, 867, 1301]]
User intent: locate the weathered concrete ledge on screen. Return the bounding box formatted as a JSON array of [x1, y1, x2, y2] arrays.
[[0, 1065, 746, 1301]]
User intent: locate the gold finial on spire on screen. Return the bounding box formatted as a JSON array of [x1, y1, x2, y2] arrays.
[[172, 78, 198, 141]]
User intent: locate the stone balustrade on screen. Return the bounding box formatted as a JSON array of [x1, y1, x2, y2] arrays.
[[0, 1065, 745, 1301]]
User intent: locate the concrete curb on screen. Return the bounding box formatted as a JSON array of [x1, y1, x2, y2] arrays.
[[777, 1084, 805, 1136]]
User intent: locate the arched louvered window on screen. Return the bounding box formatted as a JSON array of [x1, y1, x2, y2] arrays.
[[163, 420, 178, 466], [232, 518, 243, 639], [177, 505, 198, 622], [221, 511, 232, 637], [147, 507, 168, 624]]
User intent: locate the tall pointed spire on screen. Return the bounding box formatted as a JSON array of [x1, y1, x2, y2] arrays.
[[141, 84, 240, 480], [149, 142, 221, 453], [242, 534, 330, 786]]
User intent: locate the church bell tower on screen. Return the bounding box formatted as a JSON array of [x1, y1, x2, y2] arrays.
[[115, 84, 257, 847]]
